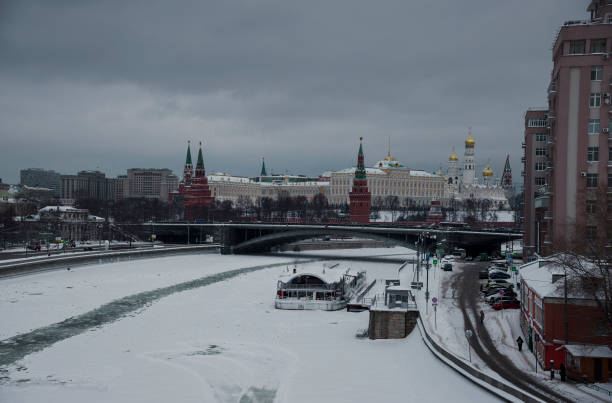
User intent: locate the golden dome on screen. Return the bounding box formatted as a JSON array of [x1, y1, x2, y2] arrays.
[[449, 152, 459, 161], [465, 135, 475, 148], [482, 163, 493, 177]]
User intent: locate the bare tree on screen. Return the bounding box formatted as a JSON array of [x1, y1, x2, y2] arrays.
[[550, 186, 612, 328]]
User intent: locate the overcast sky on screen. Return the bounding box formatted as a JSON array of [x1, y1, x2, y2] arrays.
[[0, 0, 587, 184]]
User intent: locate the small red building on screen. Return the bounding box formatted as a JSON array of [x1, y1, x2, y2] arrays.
[[349, 137, 371, 224], [520, 256, 612, 380]]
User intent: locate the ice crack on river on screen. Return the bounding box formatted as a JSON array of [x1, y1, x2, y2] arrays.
[[0, 260, 309, 368]]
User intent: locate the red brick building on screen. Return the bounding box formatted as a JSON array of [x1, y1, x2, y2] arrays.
[[349, 138, 371, 224], [520, 257, 612, 380]]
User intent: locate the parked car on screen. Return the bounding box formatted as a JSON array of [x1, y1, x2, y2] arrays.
[[482, 286, 514, 296], [478, 270, 489, 279], [465, 256, 473, 261], [484, 280, 511, 289], [489, 271, 511, 280], [442, 263, 453, 271], [492, 299, 520, 310], [486, 293, 517, 305]]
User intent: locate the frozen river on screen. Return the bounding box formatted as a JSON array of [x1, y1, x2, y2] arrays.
[[0, 248, 496, 402]]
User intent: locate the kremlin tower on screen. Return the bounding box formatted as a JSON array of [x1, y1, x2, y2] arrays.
[[462, 128, 476, 186], [174, 141, 215, 220], [349, 137, 371, 224], [501, 154, 513, 189]]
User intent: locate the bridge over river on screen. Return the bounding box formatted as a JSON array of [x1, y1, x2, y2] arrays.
[[125, 222, 522, 256]]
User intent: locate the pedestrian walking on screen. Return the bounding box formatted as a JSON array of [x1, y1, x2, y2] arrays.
[[550, 360, 555, 380], [516, 336, 523, 352], [480, 310, 484, 324], [560, 363, 566, 382]]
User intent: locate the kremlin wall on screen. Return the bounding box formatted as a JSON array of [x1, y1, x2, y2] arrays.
[[172, 131, 512, 221]]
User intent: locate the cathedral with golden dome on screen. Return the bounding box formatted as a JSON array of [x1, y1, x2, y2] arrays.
[[444, 129, 509, 208]]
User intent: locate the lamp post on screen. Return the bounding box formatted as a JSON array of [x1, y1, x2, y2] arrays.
[[465, 329, 473, 363]]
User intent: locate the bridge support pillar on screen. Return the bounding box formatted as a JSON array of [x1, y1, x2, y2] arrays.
[[218, 227, 237, 255]]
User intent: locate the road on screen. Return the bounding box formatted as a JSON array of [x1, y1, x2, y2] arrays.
[[0, 243, 153, 261], [455, 262, 571, 403]]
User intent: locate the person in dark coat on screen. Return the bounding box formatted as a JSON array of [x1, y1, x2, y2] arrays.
[[480, 310, 485, 324], [560, 363, 566, 381], [516, 336, 524, 351]]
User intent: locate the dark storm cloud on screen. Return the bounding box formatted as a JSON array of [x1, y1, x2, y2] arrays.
[[0, 0, 587, 182]]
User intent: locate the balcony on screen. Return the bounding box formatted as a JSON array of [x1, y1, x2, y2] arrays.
[[521, 171, 525, 177], [521, 142, 526, 149], [521, 156, 526, 163], [547, 81, 558, 94]]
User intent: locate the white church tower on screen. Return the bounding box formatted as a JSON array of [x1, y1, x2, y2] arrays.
[[462, 128, 476, 186]]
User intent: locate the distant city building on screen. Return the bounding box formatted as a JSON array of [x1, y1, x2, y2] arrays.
[[122, 168, 178, 201], [523, 109, 550, 257], [327, 151, 446, 207], [60, 170, 114, 201], [523, 0, 612, 257], [38, 205, 104, 241], [349, 137, 371, 223], [20, 168, 61, 198]]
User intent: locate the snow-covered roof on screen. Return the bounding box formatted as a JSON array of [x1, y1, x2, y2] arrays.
[[39, 206, 84, 213], [519, 255, 599, 299], [334, 167, 386, 175], [409, 170, 439, 178], [208, 174, 252, 184], [560, 345, 612, 358], [278, 263, 350, 284]]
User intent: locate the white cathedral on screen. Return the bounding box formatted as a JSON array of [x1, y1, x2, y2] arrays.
[[445, 130, 509, 209]]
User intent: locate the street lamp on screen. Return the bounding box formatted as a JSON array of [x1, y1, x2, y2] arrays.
[[465, 329, 473, 363]]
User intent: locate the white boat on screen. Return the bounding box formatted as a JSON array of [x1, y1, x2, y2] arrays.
[[275, 264, 365, 311]]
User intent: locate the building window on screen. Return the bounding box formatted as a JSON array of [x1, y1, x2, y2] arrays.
[[609, 173, 612, 188], [609, 147, 612, 161], [528, 118, 548, 128], [589, 119, 601, 134], [591, 66, 603, 81], [587, 173, 598, 188], [535, 162, 546, 171], [586, 226, 597, 240], [590, 39, 606, 54], [535, 133, 547, 142], [569, 40, 586, 54], [535, 177, 546, 186], [587, 147, 599, 162], [535, 148, 547, 157], [590, 93, 601, 108], [586, 200, 596, 214]]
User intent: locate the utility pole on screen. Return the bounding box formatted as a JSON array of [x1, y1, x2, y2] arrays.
[[564, 267, 568, 344]]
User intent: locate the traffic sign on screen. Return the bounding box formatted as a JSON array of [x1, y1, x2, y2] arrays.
[[433, 259, 438, 265], [511, 265, 517, 272], [432, 297, 438, 304], [425, 253, 430, 261]]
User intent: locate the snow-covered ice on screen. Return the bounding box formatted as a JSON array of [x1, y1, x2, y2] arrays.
[[1, 248, 496, 402]]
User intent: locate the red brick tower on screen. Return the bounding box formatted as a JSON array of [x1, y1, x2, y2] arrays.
[[183, 142, 215, 220], [349, 137, 371, 224]]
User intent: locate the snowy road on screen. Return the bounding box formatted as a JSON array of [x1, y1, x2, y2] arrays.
[[1, 248, 496, 402]]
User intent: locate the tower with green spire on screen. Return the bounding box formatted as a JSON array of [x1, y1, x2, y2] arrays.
[[260, 158, 267, 177], [349, 137, 371, 223], [195, 141, 206, 178], [183, 141, 193, 184]]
